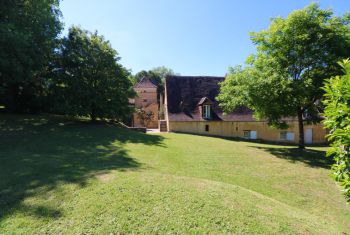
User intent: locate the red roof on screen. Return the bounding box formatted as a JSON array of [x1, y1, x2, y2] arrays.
[[134, 77, 157, 89]]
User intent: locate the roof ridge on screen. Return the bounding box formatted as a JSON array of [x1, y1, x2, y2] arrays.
[[134, 76, 157, 88]]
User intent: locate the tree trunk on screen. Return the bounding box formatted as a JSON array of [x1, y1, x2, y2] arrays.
[[297, 108, 305, 149]]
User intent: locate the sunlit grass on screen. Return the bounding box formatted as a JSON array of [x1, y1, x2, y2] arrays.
[[0, 114, 349, 234]]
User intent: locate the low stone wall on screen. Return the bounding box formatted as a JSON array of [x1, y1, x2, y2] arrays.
[[128, 127, 147, 133]]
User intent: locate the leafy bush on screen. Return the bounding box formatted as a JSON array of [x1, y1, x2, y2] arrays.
[[323, 59, 350, 200]]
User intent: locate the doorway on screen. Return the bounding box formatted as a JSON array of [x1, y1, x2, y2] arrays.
[[305, 128, 313, 144]]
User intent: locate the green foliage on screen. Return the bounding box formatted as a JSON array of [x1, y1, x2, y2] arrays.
[[128, 75, 138, 85], [134, 66, 176, 85], [52, 26, 135, 121], [218, 66, 293, 128], [0, 0, 62, 112], [134, 70, 162, 85], [134, 66, 176, 104], [323, 59, 350, 199], [150, 66, 177, 82], [218, 3, 350, 148]]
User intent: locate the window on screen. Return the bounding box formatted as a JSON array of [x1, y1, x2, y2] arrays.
[[202, 105, 211, 119], [280, 131, 294, 141], [280, 131, 287, 140], [243, 130, 257, 140], [205, 125, 209, 132]]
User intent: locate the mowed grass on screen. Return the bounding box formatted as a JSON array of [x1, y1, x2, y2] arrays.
[[0, 115, 349, 234]]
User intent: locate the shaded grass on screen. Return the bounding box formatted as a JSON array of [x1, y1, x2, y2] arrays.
[[0, 115, 163, 221], [0, 114, 349, 234], [250, 146, 334, 168]]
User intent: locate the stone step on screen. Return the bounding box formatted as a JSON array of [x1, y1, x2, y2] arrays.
[[159, 120, 168, 132]]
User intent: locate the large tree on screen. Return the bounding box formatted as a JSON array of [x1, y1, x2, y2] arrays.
[[52, 26, 134, 121], [134, 70, 162, 86], [218, 3, 350, 148], [0, 0, 62, 112], [150, 66, 176, 81], [133, 66, 176, 85]]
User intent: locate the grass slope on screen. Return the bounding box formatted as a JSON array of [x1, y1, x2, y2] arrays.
[[0, 115, 349, 234]]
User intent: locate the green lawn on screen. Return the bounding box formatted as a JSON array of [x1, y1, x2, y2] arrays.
[[0, 115, 349, 234]]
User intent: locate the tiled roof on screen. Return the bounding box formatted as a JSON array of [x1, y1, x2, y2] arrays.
[[134, 77, 157, 89], [165, 75, 258, 122]]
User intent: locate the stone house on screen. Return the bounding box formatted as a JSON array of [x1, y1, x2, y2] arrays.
[[163, 75, 327, 144]]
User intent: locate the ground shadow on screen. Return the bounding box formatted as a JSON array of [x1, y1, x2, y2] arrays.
[[250, 146, 333, 169], [0, 114, 165, 221]]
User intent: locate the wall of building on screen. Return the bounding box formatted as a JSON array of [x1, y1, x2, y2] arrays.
[[133, 87, 159, 128], [133, 103, 159, 128], [168, 121, 327, 144], [134, 87, 158, 108]]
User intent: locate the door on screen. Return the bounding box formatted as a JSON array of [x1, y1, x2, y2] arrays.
[[305, 128, 313, 144], [250, 131, 257, 140]]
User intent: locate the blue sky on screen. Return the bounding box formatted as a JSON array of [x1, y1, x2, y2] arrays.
[[61, 0, 349, 76]]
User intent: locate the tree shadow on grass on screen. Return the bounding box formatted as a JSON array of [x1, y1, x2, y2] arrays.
[[0, 114, 165, 221], [250, 146, 333, 169]]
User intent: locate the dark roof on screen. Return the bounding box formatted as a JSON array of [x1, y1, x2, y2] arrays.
[[165, 75, 255, 122], [134, 77, 157, 89]]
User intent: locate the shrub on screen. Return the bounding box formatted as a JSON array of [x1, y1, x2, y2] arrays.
[[323, 59, 350, 200]]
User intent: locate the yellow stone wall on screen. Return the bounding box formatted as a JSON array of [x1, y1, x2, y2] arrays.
[[168, 121, 327, 144], [133, 87, 159, 128]]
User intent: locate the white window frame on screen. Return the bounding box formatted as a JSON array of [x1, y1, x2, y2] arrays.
[[243, 130, 257, 140], [203, 105, 211, 119], [280, 131, 294, 141]]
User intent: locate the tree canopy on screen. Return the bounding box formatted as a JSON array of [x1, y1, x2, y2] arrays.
[[133, 66, 176, 85], [218, 3, 350, 148], [52, 26, 135, 121], [0, 0, 63, 112], [134, 70, 162, 86], [151, 66, 176, 81]]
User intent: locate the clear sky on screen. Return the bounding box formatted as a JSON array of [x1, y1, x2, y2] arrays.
[[60, 0, 349, 76]]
